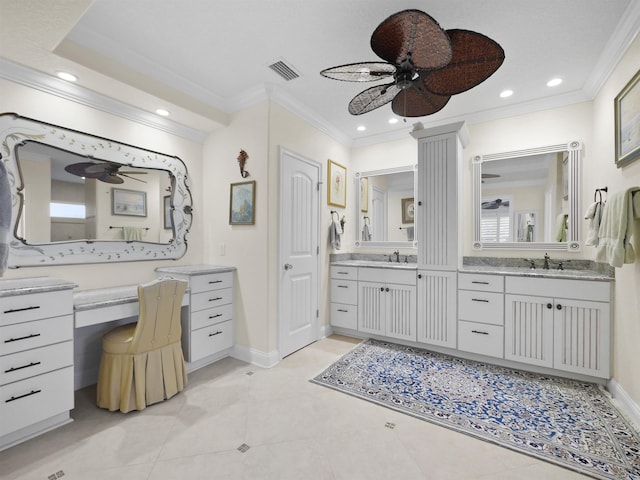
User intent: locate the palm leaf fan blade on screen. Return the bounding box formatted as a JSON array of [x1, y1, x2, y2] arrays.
[[370, 9, 451, 70], [423, 29, 505, 96], [320, 62, 396, 82], [348, 83, 400, 115], [391, 87, 450, 117]]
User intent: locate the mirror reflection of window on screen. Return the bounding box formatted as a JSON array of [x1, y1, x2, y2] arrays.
[[481, 196, 512, 242]]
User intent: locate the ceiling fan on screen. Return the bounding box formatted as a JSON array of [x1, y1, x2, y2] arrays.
[[64, 161, 147, 184], [320, 9, 505, 117]]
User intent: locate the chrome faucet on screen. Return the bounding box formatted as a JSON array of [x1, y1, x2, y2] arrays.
[[393, 250, 400, 263], [543, 253, 550, 270]]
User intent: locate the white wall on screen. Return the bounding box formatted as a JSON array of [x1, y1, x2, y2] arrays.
[[0, 79, 204, 289]]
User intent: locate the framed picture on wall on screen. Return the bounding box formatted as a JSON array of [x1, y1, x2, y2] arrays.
[[112, 188, 147, 217], [327, 159, 346, 208], [615, 69, 640, 167], [401, 197, 415, 224], [229, 180, 256, 225]]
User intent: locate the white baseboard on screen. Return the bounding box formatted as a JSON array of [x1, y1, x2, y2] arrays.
[[232, 344, 280, 368], [607, 378, 640, 429]]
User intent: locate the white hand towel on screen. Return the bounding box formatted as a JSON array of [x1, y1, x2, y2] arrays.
[[123, 226, 143, 241], [584, 202, 598, 220], [362, 224, 372, 241], [330, 219, 341, 250], [596, 187, 640, 267], [585, 202, 603, 246]]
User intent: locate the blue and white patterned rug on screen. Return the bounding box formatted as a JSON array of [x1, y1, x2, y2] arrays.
[[311, 339, 640, 480]]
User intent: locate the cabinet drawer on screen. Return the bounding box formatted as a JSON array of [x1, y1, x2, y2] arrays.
[[458, 290, 504, 326], [0, 315, 73, 356], [190, 320, 233, 362], [0, 366, 73, 437], [0, 340, 73, 386], [191, 288, 232, 312], [458, 320, 503, 358], [331, 280, 357, 305], [189, 272, 233, 294], [330, 266, 357, 281], [330, 303, 357, 330], [458, 273, 504, 292], [191, 303, 233, 331], [358, 267, 416, 286], [505, 276, 610, 302], [0, 290, 73, 326]]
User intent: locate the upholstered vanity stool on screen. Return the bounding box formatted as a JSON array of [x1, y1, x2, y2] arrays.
[[97, 278, 188, 412]]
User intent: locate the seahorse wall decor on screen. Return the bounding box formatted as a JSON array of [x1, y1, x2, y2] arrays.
[[237, 149, 250, 178]]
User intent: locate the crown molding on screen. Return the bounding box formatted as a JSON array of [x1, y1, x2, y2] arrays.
[[0, 58, 207, 143]]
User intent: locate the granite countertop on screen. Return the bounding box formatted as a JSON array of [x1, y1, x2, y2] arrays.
[[73, 285, 141, 311], [155, 264, 236, 275], [331, 260, 418, 270], [458, 265, 613, 281], [0, 277, 77, 297]]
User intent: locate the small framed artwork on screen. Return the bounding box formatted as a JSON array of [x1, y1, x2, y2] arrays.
[[615, 69, 640, 167], [401, 197, 415, 224], [163, 195, 172, 229], [112, 188, 147, 217], [360, 177, 369, 212], [327, 159, 346, 208], [229, 180, 256, 225]]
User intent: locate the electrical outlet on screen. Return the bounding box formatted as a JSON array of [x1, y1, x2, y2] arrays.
[[220, 243, 226, 256]]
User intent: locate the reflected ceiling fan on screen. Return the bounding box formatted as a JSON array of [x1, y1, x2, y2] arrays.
[[320, 9, 505, 117], [64, 161, 147, 184]]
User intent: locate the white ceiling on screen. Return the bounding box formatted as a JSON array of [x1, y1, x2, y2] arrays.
[[1, 1, 639, 146]]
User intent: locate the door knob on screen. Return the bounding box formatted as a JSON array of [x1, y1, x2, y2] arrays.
[[284, 263, 293, 270]]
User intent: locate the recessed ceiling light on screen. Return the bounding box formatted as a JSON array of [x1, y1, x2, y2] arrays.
[[388, 118, 399, 124], [155, 108, 170, 116], [56, 71, 77, 82], [500, 89, 513, 98], [547, 78, 563, 87], [357, 125, 366, 132]]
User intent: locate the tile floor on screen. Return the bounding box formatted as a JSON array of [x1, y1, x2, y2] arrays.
[[0, 335, 589, 480]]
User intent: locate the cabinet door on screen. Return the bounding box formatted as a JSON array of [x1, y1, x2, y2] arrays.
[[504, 294, 554, 368], [358, 281, 385, 335], [385, 284, 416, 342], [417, 270, 456, 348], [553, 298, 610, 378]]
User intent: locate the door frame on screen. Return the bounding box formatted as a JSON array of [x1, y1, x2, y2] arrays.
[[277, 146, 321, 359]]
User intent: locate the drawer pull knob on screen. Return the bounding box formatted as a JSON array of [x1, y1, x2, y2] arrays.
[[6, 389, 41, 403], [208, 313, 222, 319], [337, 285, 349, 288], [556, 304, 563, 310], [337, 309, 348, 312], [547, 303, 553, 309], [471, 330, 489, 335], [208, 280, 223, 284], [208, 297, 223, 302], [471, 281, 489, 285], [209, 331, 223, 337], [5, 361, 41, 373], [471, 298, 489, 303], [4, 333, 41, 343], [3, 305, 41, 314]]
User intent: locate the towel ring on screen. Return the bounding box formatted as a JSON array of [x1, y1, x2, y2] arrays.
[[594, 187, 608, 203]]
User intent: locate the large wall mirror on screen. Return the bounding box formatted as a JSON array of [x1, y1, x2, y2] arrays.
[[472, 141, 582, 251], [0, 113, 193, 267], [355, 165, 418, 249]]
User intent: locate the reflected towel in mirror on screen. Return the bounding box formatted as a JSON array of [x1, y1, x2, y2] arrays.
[[0, 161, 10, 275], [362, 223, 372, 241], [123, 226, 144, 241]]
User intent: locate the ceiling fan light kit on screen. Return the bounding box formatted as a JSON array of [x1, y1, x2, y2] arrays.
[[321, 9, 505, 118]]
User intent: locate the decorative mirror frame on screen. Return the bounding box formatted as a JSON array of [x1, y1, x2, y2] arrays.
[[0, 113, 193, 267], [472, 141, 582, 252], [354, 164, 418, 249]]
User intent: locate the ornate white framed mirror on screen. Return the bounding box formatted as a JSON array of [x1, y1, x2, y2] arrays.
[[0, 113, 193, 267], [355, 164, 418, 249], [472, 141, 582, 251]]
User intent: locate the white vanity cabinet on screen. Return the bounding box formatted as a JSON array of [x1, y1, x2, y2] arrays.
[[358, 268, 416, 342], [156, 266, 235, 369], [416, 270, 457, 348], [0, 277, 76, 451], [505, 276, 611, 378], [457, 273, 504, 358], [330, 266, 358, 330]]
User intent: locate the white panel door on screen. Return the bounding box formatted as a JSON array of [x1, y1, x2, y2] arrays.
[[279, 148, 320, 358], [358, 281, 385, 335], [385, 283, 417, 342], [416, 270, 456, 347], [504, 294, 554, 368]]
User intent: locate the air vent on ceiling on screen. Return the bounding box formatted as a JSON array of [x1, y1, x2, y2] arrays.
[[268, 60, 300, 81]]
